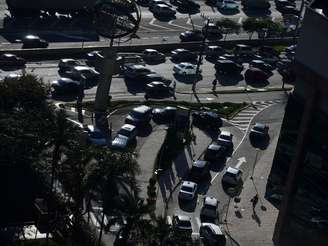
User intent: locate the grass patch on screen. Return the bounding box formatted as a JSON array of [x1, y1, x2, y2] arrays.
[[78, 100, 247, 119]]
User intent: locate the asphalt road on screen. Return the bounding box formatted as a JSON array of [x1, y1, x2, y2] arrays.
[[0, 0, 301, 48]]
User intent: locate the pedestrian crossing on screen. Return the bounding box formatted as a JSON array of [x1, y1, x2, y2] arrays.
[[229, 99, 284, 132]]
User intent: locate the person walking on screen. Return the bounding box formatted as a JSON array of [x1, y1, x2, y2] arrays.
[[212, 78, 218, 92], [250, 194, 259, 210]]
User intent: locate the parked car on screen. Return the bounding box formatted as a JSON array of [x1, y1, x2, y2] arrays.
[[278, 5, 299, 15], [214, 60, 243, 75], [152, 106, 177, 124], [125, 105, 152, 126], [172, 214, 192, 238], [222, 167, 243, 186], [189, 160, 210, 182], [22, 35, 48, 49], [152, 4, 176, 16], [244, 67, 270, 83], [144, 73, 171, 85], [180, 30, 204, 42], [123, 64, 155, 81], [171, 49, 197, 62], [0, 53, 26, 67], [142, 49, 165, 63], [205, 45, 225, 62], [217, 131, 233, 150], [234, 44, 253, 56], [204, 143, 227, 163], [200, 197, 219, 222], [176, 0, 200, 10], [111, 124, 137, 150], [221, 0, 239, 11], [249, 122, 269, 140], [173, 62, 199, 76], [62, 66, 100, 85], [145, 81, 172, 98], [149, 0, 172, 10], [85, 125, 107, 146], [58, 58, 81, 72], [178, 181, 198, 200], [202, 23, 223, 40], [50, 78, 80, 96], [200, 223, 227, 246], [249, 60, 273, 73], [275, 0, 296, 9], [192, 111, 222, 130]]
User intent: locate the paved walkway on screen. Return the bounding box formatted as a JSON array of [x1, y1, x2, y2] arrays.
[[225, 128, 281, 246]]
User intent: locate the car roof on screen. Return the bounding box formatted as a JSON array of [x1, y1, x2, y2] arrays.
[[173, 48, 187, 52], [3, 53, 15, 57], [182, 181, 197, 188], [217, 59, 235, 64], [25, 35, 39, 39], [252, 60, 265, 64], [157, 4, 170, 7], [204, 196, 218, 206], [149, 81, 166, 86], [144, 49, 157, 52], [129, 64, 147, 69], [208, 143, 224, 151], [164, 106, 177, 110], [226, 167, 241, 175], [220, 131, 232, 136], [58, 77, 79, 84], [236, 44, 250, 48], [121, 124, 136, 131], [175, 214, 191, 222], [133, 105, 152, 113], [112, 136, 128, 147], [201, 223, 224, 235], [61, 58, 77, 62], [193, 160, 208, 168]]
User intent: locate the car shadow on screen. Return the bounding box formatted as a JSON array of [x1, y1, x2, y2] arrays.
[[124, 78, 146, 95], [153, 14, 176, 22], [249, 135, 270, 150], [178, 195, 198, 212], [0, 65, 26, 71], [242, 8, 271, 17], [222, 182, 243, 198], [136, 123, 153, 137], [216, 73, 244, 86], [173, 73, 202, 84], [245, 79, 270, 88], [209, 159, 226, 172]]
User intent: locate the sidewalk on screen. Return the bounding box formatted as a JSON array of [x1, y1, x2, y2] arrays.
[[225, 133, 280, 246]]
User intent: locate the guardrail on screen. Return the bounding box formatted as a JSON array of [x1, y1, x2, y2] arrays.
[[0, 38, 296, 60]]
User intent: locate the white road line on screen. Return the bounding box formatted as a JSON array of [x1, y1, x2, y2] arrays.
[[186, 18, 202, 29], [139, 25, 156, 31], [168, 20, 190, 30], [149, 18, 173, 30], [238, 17, 243, 24], [234, 157, 246, 169]]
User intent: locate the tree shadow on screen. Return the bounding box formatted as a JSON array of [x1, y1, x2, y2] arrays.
[[51, 94, 78, 102], [222, 181, 243, 198], [136, 123, 153, 137], [216, 73, 244, 86], [252, 209, 262, 227]]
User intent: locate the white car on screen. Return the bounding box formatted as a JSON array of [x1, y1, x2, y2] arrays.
[[217, 131, 233, 149], [173, 62, 199, 76], [178, 181, 197, 200], [222, 167, 242, 186], [58, 58, 81, 71]]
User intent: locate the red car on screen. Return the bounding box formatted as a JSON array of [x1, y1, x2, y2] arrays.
[[244, 67, 270, 83]]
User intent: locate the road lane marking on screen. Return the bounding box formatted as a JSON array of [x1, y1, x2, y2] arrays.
[[168, 20, 190, 30], [149, 18, 173, 30], [234, 157, 246, 169], [139, 25, 157, 31], [238, 17, 243, 24], [186, 18, 202, 28]]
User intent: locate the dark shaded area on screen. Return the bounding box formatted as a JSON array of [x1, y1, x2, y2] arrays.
[[124, 78, 146, 95], [178, 195, 198, 212], [173, 73, 202, 84], [216, 73, 244, 86], [136, 123, 153, 137], [208, 158, 226, 172], [242, 8, 271, 17], [153, 14, 176, 22], [249, 134, 270, 150]]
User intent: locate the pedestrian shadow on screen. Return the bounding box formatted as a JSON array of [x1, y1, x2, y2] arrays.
[[252, 209, 261, 227]]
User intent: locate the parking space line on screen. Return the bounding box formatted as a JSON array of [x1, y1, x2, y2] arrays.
[[149, 18, 173, 30], [168, 20, 190, 30]]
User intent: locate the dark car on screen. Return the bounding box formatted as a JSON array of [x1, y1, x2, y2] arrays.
[[244, 67, 270, 83], [258, 46, 280, 58], [152, 106, 177, 124], [144, 73, 171, 85], [205, 45, 225, 62], [192, 111, 222, 130], [125, 105, 152, 126], [176, 0, 200, 10], [142, 49, 166, 63], [171, 49, 197, 62], [202, 23, 223, 40], [214, 60, 244, 75], [0, 53, 26, 67], [249, 60, 273, 73], [145, 81, 173, 98], [189, 160, 210, 182], [50, 78, 80, 96], [22, 35, 48, 49], [249, 122, 269, 140], [180, 30, 204, 42], [204, 144, 227, 163], [200, 197, 219, 223], [123, 64, 155, 81]]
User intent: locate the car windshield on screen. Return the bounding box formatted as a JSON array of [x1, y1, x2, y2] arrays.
[[118, 128, 132, 137], [181, 186, 193, 192]]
